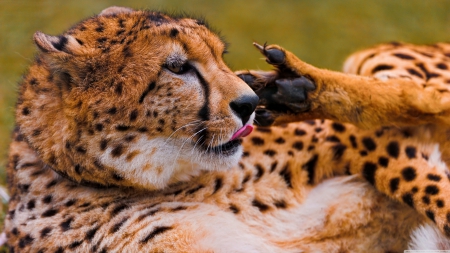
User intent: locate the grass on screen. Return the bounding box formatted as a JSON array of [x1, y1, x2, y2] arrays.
[[0, 0, 449, 248]]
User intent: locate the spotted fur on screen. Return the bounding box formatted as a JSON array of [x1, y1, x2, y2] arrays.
[[238, 42, 450, 249], [4, 6, 441, 253]]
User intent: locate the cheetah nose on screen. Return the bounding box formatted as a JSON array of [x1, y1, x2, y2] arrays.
[[229, 94, 259, 125]]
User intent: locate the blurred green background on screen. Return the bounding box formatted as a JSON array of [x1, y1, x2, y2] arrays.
[[0, 0, 450, 235]]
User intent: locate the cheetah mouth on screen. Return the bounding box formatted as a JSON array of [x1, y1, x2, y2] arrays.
[[207, 139, 243, 156]]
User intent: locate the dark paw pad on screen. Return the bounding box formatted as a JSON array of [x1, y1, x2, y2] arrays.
[[265, 48, 285, 65], [237, 74, 256, 85], [274, 77, 316, 103], [254, 108, 275, 126]]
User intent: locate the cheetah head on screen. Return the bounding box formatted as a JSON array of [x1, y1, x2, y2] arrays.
[[16, 7, 258, 190]]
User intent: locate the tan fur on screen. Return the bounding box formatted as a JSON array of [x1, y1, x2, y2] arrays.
[[239, 42, 450, 246], [4, 6, 444, 253]]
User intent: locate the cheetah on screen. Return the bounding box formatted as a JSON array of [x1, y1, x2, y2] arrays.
[[4, 6, 448, 252]]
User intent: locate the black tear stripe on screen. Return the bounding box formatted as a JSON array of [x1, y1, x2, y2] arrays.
[[193, 69, 211, 142]]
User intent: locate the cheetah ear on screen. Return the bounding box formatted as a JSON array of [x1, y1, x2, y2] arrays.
[[99, 6, 134, 16], [33, 31, 81, 55]]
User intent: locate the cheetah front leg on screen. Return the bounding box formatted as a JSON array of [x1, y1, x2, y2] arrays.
[[237, 43, 450, 238], [237, 43, 450, 129]]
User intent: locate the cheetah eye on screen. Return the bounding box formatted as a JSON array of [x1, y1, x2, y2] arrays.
[[165, 63, 192, 75]]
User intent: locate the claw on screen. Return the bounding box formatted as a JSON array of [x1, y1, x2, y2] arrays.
[[253, 42, 265, 53]]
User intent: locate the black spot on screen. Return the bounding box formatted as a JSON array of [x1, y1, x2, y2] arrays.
[[65, 199, 76, 207], [115, 82, 123, 95], [393, 53, 415, 60], [129, 110, 138, 122], [274, 137, 285, 144], [445, 225, 450, 237], [378, 156, 389, 168], [254, 164, 264, 181], [401, 167, 417, 181], [42, 195, 53, 204], [111, 204, 128, 216], [425, 185, 439, 195], [331, 122, 346, 132], [270, 161, 278, 173], [27, 199, 35, 210], [346, 135, 356, 149], [42, 209, 58, 217], [60, 217, 73, 232], [314, 127, 322, 133], [97, 37, 107, 43], [437, 199, 445, 208], [264, 149, 277, 157], [107, 107, 117, 114], [95, 124, 103, 131], [292, 141, 303, 151], [140, 226, 173, 243], [375, 128, 384, 137], [40, 227, 52, 238], [85, 226, 100, 241], [359, 150, 368, 156], [169, 28, 179, 37], [18, 234, 34, 248], [302, 155, 318, 184], [407, 68, 424, 78], [110, 217, 127, 233], [79, 202, 91, 208], [32, 129, 42, 136], [386, 141, 400, 158], [115, 125, 130, 131], [138, 127, 148, 132], [46, 180, 58, 188], [362, 162, 377, 185], [69, 240, 83, 249], [427, 174, 441, 182], [325, 136, 340, 142], [213, 178, 223, 194], [229, 204, 239, 214], [405, 146, 416, 159], [274, 199, 287, 209], [29, 78, 38, 86], [22, 107, 30, 115], [111, 145, 124, 157], [252, 199, 270, 212], [437, 63, 448, 70], [362, 137, 377, 151], [402, 193, 414, 207], [294, 128, 306, 136], [251, 137, 265, 146], [76, 146, 87, 153], [371, 64, 394, 74], [422, 196, 431, 205], [184, 184, 203, 195], [279, 165, 292, 188], [112, 173, 124, 181], [331, 144, 346, 160], [426, 210, 436, 223], [100, 139, 108, 151], [389, 178, 400, 193]]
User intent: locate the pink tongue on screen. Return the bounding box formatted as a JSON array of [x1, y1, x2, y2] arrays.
[[230, 125, 254, 141]]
